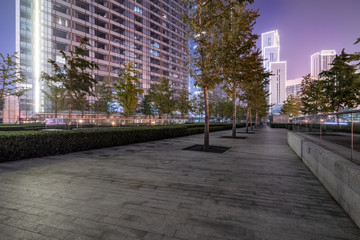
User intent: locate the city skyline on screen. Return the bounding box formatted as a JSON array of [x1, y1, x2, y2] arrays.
[[0, 1, 360, 80], [251, 0, 360, 79]]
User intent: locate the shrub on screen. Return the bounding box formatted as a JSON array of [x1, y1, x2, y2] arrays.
[[0, 123, 235, 162]]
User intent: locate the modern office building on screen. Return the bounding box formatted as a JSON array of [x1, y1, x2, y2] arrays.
[[15, 0, 188, 119], [285, 78, 302, 98], [311, 50, 336, 79], [261, 30, 287, 115]]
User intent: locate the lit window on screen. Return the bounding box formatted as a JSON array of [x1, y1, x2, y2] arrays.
[[134, 6, 142, 14], [134, 63, 143, 69], [134, 34, 142, 41], [150, 49, 159, 56], [150, 40, 159, 48]]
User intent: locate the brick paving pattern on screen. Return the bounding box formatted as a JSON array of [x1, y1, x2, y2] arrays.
[[0, 126, 359, 239]]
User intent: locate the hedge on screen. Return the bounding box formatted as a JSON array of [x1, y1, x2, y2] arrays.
[[0, 123, 238, 162], [0, 124, 45, 131], [269, 123, 293, 129]]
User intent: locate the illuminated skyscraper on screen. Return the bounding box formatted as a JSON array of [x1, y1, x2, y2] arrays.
[[261, 30, 287, 115], [311, 50, 336, 79], [16, 0, 188, 118]]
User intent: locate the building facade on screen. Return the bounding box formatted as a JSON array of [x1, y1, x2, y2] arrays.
[[16, 0, 188, 118], [269, 61, 287, 114], [310, 50, 336, 79], [285, 77, 302, 98], [261, 30, 287, 115]]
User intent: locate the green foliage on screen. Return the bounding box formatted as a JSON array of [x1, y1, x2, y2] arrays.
[[270, 123, 293, 129], [176, 87, 192, 118], [319, 50, 360, 113], [0, 52, 26, 110], [42, 79, 66, 118], [189, 92, 215, 120], [73, 92, 90, 117], [113, 62, 144, 117], [281, 95, 302, 117], [94, 79, 115, 118], [0, 123, 236, 162], [148, 77, 175, 118], [140, 94, 155, 117], [214, 97, 233, 119], [42, 37, 98, 120], [0, 124, 45, 131], [300, 74, 325, 115]]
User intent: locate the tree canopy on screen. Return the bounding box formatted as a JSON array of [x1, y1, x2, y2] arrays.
[[113, 62, 144, 118], [281, 95, 302, 117], [0, 52, 25, 110], [148, 77, 175, 118], [42, 37, 98, 120]]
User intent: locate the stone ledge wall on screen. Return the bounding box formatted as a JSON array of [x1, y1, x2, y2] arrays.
[[288, 131, 360, 229]]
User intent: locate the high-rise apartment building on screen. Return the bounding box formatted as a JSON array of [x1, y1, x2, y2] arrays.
[[262, 30, 280, 71], [285, 78, 302, 98], [16, 0, 188, 118], [261, 30, 287, 115], [311, 50, 336, 79]]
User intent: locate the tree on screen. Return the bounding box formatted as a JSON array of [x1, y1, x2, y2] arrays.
[[189, 91, 216, 122], [13, 84, 29, 123], [281, 95, 302, 117], [140, 94, 155, 117], [94, 79, 115, 118], [0, 52, 25, 111], [113, 62, 143, 118], [348, 38, 360, 68], [185, 0, 254, 148], [240, 49, 270, 132], [176, 87, 192, 118], [41, 76, 66, 118], [300, 74, 324, 115], [73, 92, 90, 118], [220, 4, 259, 137], [319, 50, 360, 115], [148, 77, 175, 118], [214, 97, 233, 120], [42, 37, 98, 121]]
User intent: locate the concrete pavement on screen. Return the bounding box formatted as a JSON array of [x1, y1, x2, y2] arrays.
[[0, 126, 359, 239]]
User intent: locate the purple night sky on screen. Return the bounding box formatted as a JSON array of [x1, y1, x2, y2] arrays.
[[250, 0, 360, 79], [0, 1, 359, 80]]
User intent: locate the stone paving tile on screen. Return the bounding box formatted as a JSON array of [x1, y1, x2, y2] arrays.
[[0, 126, 359, 239]]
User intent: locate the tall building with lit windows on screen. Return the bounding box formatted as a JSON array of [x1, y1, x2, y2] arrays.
[[16, 0, 188, 118], [261, 30, 287, 115], [311, 50, 336, 79], [286, 78, 302, 98]]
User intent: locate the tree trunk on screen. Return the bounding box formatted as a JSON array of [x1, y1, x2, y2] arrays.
[[55, 101, 58, 118], [68, 94, 73, 129], [204, 86, 210, 149], [18, 97, 21, 124], [250, 107, 253, 131], [255, 110, 258, 128], [246, 106, 249, 133], [232, 88, 236, 138]]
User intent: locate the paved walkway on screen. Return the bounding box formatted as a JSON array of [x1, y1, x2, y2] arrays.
[[0, 126, 359, 240]]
